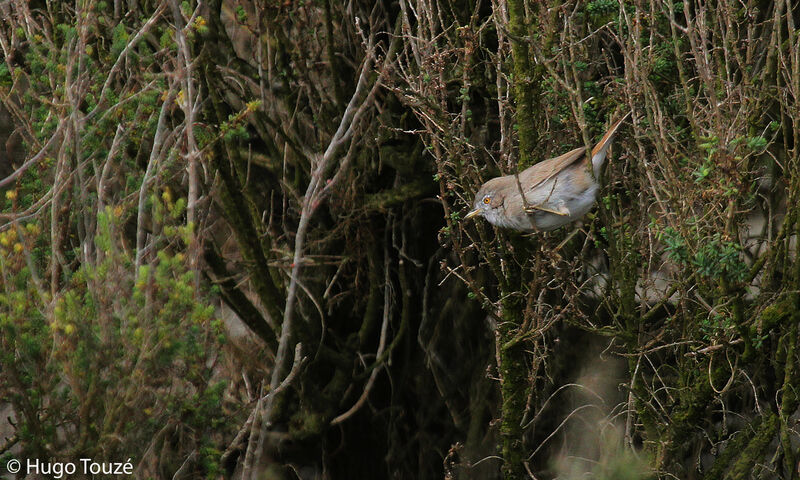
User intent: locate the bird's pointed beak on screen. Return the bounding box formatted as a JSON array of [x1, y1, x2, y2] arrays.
[[464, 208, 481, 220]]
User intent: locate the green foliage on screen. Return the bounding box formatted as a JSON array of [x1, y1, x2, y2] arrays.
[[0, 62, 10, 87], [160, 29, 176, 49], [658, 226, 747, 283], [586, 0, 617, 17], [693, 235, 747, 282], [692, 161, 713, 183], [0, 6, 239, 472], [698, 313, 735, 341], [221, 112, 251, 141], [746, 135, 767, 151], [236, 5, 248, 23], [180, 0, 193, 17], [0, 203, 228, 462], [111, 23, 129, 57], [698, 135, 719, 155]]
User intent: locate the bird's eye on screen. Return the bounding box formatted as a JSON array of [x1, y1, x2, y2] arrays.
[[482, 196, 491, 205]]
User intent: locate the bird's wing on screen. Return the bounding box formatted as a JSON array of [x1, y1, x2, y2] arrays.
[[517, 112, 631, 191], [519, 146, 587, 190]]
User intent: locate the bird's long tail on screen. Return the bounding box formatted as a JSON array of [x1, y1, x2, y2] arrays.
[[591, 111, 631, 178]]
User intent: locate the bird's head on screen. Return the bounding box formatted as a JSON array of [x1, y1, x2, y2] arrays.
[[465, 178, 507, 225]]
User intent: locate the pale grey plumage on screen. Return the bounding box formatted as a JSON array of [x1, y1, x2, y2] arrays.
[[465, 113, 630, 231]]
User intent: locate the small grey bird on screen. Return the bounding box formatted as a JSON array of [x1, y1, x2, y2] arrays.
[[465, 113, 629, 231]]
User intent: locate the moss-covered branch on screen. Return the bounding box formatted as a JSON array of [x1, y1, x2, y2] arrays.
[[506, 0, 538, 167]]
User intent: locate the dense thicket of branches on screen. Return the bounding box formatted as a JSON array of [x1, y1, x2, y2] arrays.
[[1, 1, 799, 479]]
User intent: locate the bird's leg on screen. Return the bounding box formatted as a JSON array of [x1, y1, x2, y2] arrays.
[[523, 178, 571, 216], [524, 203, 571, 217]]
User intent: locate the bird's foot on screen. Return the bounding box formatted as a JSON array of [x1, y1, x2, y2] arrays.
[[524, 202, 571, 217]]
